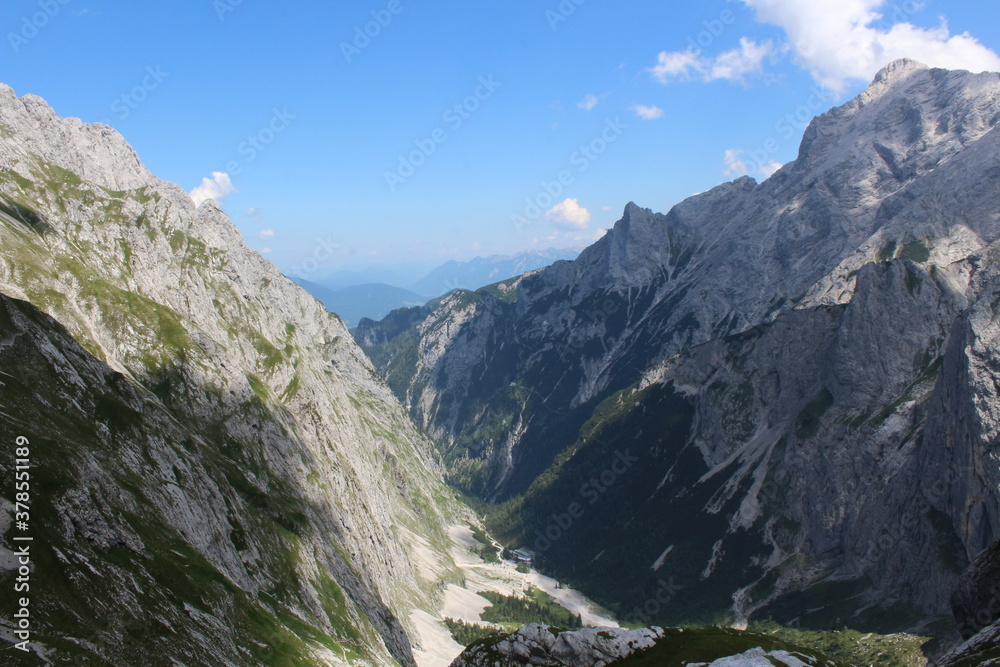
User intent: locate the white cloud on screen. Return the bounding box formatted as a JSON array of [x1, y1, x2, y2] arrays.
[[650, 38, 775, 84], [631, 104, 665, 120], [759, 160, 784, 178], [258, 229, 275, 239], [739, 0, 1000, 92], [723, 149, 751, 178], [601, 205, 613, 212], [724, 149, 784, 179], [189, 172, 237, 207], [709, 37, 775, 81], [545, 198, 592, 230], [577, 94, 600, 111], [261, 247, 273, 254], [650, 49, 702, 81]]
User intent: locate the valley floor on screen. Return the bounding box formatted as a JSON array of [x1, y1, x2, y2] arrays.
[[410, 525, 617, 667]]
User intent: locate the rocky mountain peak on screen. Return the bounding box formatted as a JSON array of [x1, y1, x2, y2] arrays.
[[0, 83, 154, 191], [872, 57, 930, 86], [791, 59, 1000, 200]]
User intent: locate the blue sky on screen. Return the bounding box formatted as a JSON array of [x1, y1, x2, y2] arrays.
[[3, 0, 1000, 279]]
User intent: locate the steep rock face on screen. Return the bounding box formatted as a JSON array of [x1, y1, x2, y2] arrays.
[[358, 61, 1000, 627], [0, 85, 464, 664], [937, 619, 1000, 667], [951, 540, 1000, 639], [488, 254, 974, 624]]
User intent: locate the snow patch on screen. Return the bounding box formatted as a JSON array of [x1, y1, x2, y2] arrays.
[[652, 544, 674, 571]]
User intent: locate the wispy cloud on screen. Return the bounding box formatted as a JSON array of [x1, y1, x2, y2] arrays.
[[631, 104, 664, 120], [258, 229, 275, 239], [577, 94, 601, 111], [723, 149, 750, 178], [650, 38, 774, 84], [724, 148, 782, 179], [189, 172, 237, 207]]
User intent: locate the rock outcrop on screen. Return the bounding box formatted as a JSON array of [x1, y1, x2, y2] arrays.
[[448, 624, 663, 667], [694, 647, 814, 667]]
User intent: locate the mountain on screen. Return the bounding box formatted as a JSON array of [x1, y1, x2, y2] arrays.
[[311, 262, 440, 291], [356, 60, 1000, 636], [409, 249, 580, 298], [293, 278, 427, 328], [0, 84, 466, 664]]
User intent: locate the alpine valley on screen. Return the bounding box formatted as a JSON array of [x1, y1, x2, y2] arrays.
[[2, 59, 1000, 667]]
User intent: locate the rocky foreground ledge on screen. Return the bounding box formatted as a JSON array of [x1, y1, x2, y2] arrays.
[[447, 624, 831, 667], [448, 624, 663, 667]]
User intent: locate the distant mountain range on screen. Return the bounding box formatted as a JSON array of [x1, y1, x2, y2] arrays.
[[290, 279, 427, 328], [408, 249, 579, 298], [293, 249, 580, 326]]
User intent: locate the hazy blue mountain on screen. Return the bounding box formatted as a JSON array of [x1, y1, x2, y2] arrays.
[[409, 248, 579, 297], [293, 278, 427, 327], [309, 262, 440, 291]]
